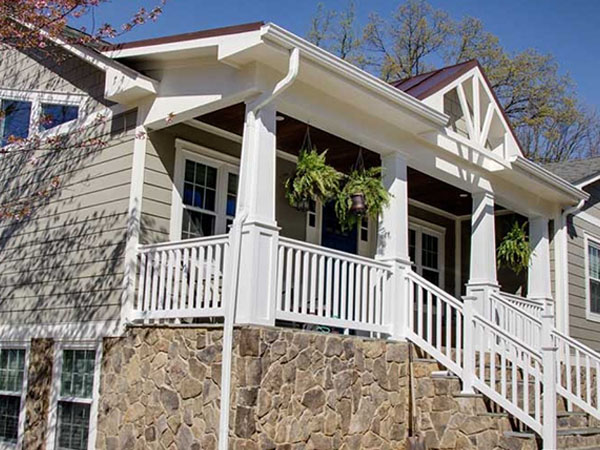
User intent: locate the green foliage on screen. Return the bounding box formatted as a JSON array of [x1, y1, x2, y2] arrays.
[[335, 167, 390, 231], [285, 148, 341, 209], [497, 222, 532, 275]]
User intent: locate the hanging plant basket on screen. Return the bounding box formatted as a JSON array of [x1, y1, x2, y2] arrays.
[[285, 148, 341, 211], [335, 166, 390, 231], [497, 221, 532, 275]]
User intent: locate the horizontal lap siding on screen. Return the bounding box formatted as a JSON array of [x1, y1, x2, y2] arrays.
[[567, 212, 600, 351], [0, 45, 131, 325]]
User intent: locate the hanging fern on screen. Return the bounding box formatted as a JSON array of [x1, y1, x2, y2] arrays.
[[335, 167, 391, 231], [285, 148, 341, 208], [497, 221, 532, 275]]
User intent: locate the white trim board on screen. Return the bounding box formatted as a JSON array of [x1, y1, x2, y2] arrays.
[[0, 320, 120, 341]]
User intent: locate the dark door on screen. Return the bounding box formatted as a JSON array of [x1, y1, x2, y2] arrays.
[[321, 202, 357, 254]]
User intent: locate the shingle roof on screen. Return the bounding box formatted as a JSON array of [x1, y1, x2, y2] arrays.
[[543, 157, 600, 185]]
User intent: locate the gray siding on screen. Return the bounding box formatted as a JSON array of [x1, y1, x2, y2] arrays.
[[567, 210, 600, 351], [0, 45, 132, 325]]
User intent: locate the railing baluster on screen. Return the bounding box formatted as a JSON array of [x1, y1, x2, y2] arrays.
[[427, 290, 433, 342], [283, 248, 293, 312], [310, 253, 317, 314], [180, 248, 189, 310], [436, 296, 442, 351], [195, 246, 205, 309], [137, 253, 147, 312], [172, 248, 181, 311], [296, 250, 304, 314], [188, 247, 197, 310], [317, 255, 325, 316], [340, 261, 347, 321], [348, 263, 355, 322], [158, 250, 167, 310], [325, 257, 332, 318], [333, 260, 340, 320], [361, 266, 368, 324]]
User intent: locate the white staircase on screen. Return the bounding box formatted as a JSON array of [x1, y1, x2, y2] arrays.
[[406, 270, 600, 449]]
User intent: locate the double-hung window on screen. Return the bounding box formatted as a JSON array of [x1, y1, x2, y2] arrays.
[[409, 220, 445, 289], [172, 141, 239, 240], [586, 234, 600, 321], [0, 91, 81, 147], [48, 345, 100, 450], [0, 347, 28, 448]]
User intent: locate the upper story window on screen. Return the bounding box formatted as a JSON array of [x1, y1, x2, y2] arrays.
[[0, 90, 81, 146], [586, 235, 600, 320], [0, 100, 32, 146], [40, 103, 79, 131]]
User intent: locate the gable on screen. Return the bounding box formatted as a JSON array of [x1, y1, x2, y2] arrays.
[[395, 62, 522, 161]]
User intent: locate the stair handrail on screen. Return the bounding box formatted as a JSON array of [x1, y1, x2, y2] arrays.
[[489, 291, 542, 350], [552, 328, 600, 419]]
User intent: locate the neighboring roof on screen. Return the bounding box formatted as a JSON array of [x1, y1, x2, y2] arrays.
[[392, 60, 478, 100], [103, 22, 264, 52], [543, 156, 600, 186]]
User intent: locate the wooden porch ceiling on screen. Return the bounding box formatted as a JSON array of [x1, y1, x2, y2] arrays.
[[198, 104, 473, 216]]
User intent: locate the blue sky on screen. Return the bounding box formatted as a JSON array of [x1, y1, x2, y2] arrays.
[[81, 0, 600, 110]]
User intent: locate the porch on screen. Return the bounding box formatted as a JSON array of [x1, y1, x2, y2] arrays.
[[128, 102, 548, 335]]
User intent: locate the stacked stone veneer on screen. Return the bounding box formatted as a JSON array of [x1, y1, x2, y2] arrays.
[[95, 325, 537, 449]]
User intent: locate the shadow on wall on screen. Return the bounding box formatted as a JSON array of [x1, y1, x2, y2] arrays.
[[0, 107, 137, 326]]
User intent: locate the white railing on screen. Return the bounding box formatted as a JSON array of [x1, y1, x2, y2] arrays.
[[133, 235, 229, 321], [500, 292, 544, 319], [275, 237, 393, 334], [406, 271, 464, 377], [553, 329, 600, 419], [489, 292, 542, 350], [471, 313, 544, 434]]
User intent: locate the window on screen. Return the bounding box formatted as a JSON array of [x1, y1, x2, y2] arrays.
[[40, 104, 79, 131], [0, 100, 32, 146], [172, 142, 239, 241], [48, 345, 100, 450], [409, 220, 445, 288], [586, 235, 600, 320], [0, 347, 27, 446], [0, 90, 81, 147]]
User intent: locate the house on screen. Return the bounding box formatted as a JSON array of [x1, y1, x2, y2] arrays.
[[545, 157, 600, 351], [0, 21, 599, 449]]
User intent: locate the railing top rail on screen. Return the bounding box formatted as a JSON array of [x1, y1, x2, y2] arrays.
[[406, 270, 463, 310], [473, 313, 542, 361], [138, 234, 230, 252], [490, 292, 542, 326], [500, 291, 545, 308], [553, 328, 600, 360], [278, 236, 393, 272]]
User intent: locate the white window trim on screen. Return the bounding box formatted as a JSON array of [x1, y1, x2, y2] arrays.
[[583, 232, 600, 323], [409, 217, 446, 290], [0, 89, 85, 143], [45, 341, 102, 450], [170, 139, 240, 241], [0, 342, 30, 450]]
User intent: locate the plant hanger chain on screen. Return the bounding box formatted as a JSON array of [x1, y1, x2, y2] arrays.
[[301, 124, 313, 152], [351, 146, 365, 173]]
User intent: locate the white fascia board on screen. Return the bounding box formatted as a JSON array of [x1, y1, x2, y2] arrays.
[[510, 156, 589, 203], [259, 23, 448, 129], [30, 27, 159, 105]]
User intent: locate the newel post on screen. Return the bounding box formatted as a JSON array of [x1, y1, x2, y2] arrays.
[[461, 295, 477, 394], [541, 311, 558, 449], [376, 152, 412, 340]]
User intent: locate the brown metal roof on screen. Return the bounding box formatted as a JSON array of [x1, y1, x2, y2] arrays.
[[392, 60, 478, 100], [103, 21, 264, 52]]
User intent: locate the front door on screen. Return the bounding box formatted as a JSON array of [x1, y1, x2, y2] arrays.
[[321, 202, 357, 254]]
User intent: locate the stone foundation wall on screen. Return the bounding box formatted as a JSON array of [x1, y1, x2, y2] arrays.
[[94, 325, 536, 450]]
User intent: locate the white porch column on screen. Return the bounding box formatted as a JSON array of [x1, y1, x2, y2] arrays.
[[466, 191, 499, 315], [377, 152, 412, 340], [234, 102, 279, 326], [528, 216, 553, 313]]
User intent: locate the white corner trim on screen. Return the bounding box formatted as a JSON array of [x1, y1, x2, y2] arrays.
[[583, 231, 600, 323], [45, 340, 103, 450]]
